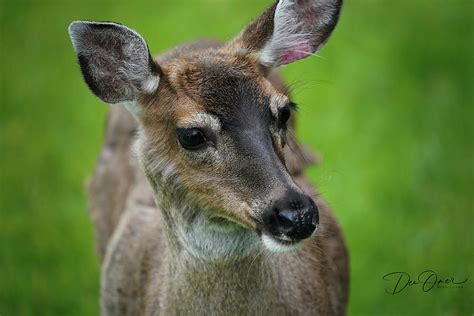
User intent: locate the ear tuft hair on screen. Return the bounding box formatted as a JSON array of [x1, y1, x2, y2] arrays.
[[234, 0, 343, 68]]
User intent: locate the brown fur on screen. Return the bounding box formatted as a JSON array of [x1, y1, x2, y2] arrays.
[[82, 1, 348, 315], [88, 45, 348, 316]]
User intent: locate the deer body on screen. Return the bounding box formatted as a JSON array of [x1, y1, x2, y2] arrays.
[[69, 1, 348, 315], [97, 108, 347, 316]]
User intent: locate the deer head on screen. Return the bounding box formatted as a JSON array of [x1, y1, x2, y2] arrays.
[[69, 0, 342, 257]]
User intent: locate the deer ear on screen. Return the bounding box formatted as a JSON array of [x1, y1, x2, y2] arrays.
[[68, 21, 160, 107], [233, 0, 342, 67]]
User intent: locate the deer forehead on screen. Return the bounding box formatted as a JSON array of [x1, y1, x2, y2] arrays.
[[154, 53, 289, 127]]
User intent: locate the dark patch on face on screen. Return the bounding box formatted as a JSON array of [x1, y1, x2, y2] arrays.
[[178, 56, 291, 194], [179, 56, 270, 128], [202, 74, 271, 131], [190, 61, 271, 141]]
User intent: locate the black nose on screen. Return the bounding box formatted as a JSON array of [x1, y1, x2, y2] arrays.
[[262, 191, 319, 241]]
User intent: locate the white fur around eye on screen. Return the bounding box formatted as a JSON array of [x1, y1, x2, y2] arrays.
[[177, 112, 222, 132], [270, 95, 288, 117]]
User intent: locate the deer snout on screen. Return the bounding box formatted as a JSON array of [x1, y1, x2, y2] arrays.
[[261, 191, 319, 246]]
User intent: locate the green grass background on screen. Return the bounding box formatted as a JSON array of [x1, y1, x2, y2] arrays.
[[1, 0, 472, 315]]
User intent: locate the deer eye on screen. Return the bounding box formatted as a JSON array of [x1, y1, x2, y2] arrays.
[[279, 107, 291, 128], [278, 102, 297, 128], [176, 128, 208, 150]]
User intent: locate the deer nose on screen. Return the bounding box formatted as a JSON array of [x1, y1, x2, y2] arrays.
[[262, 192, 318, 241]]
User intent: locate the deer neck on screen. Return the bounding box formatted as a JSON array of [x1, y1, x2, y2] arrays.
[[161, 250, 279, 315], [152, 187, 280, 314], [138, 146, 283, 313]]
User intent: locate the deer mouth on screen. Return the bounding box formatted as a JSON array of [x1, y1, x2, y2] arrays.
[[261, 233, 302, 253], [255, 226, 304, 252]]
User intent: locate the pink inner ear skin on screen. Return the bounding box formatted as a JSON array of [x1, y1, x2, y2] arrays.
[[280, 43, 313, 65]]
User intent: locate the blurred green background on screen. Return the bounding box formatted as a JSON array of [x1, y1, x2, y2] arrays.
[[1, 0, 472, 315]]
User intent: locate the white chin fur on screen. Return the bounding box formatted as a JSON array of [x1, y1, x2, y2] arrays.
[[262, 234, 301, 253]]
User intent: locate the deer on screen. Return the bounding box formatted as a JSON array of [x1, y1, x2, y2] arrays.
[[68, 0, 348, 315]]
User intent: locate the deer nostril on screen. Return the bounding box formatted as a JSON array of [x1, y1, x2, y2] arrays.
[[276, 209, 297, 232], [279, 208, 316, 240]]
